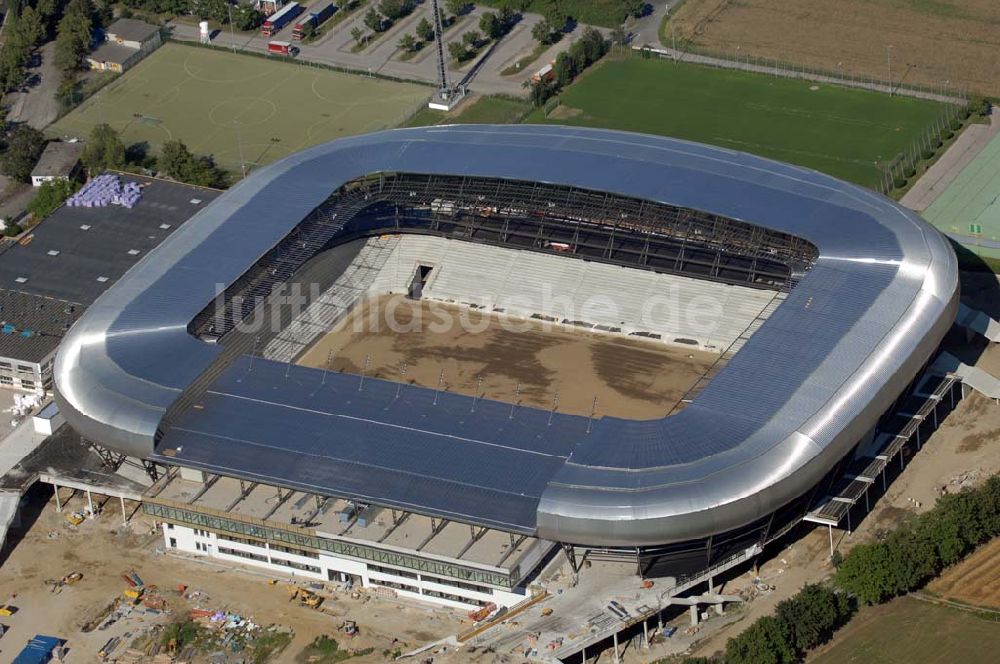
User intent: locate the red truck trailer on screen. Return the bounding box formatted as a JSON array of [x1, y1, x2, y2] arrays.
[[261, 2, 303, 38], [267, 40, 293, 56], [292, 4, 337, 41]]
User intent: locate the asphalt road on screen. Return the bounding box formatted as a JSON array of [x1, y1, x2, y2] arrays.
[[170, 6, 552, 96]]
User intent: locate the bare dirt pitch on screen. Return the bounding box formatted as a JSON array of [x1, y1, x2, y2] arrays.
[[296, 295, 718, 420], [671, 0, 1000, 96]]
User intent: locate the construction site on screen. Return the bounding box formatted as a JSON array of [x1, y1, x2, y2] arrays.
[[3, 127, 1000, 663]]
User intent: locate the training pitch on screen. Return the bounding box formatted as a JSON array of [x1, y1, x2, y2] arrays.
[[50, 43, 430, 172], [527, 58, 945, 188]]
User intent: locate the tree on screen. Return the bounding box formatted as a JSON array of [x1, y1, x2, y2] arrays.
[[774, 584, 852, 654], [416, 17, 434, 43], [81, 123, 126, 174], [0, 126, 47, 182], [461, 30, 480, 47], [480, 12, 502, 40], [191, 0, 229, 24], [397, 33, 416, 52], [444, 0, 468, 16], [232, 6, 265, 32], [159, 140, 226, 188], [363, 8, 384, 33], [160, 139, 191, 180], [54, 0, 94, 78], [531, 19, 559, 45], [724, 615, 796, 664], [350, 26, 365, 46], [447, 40, 468, 63], [28, 178, 81, 220], [17, 7, 46, 49], [379, 0, 415, 21], [969, 95, 991, 118]]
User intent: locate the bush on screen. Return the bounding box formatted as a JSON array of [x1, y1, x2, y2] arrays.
[[968, 95, 991, 118], [0, 221, 23, 237], [28, 178, 80, 220]]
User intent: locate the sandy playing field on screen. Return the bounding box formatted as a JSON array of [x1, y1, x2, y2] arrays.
[[671, 0, 1000, 96], [295, 294, 718, 420]]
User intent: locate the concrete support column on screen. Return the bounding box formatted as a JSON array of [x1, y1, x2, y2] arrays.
[[828, 524, 834, 557], [612, 630, 620, 663], [689, 604, 699, 626], [53, 484, 61, 512], [714, 601, 725, 616], [120, 495, 127, 528], [86, 490, 94, 518], [643, 618, 649, 649]]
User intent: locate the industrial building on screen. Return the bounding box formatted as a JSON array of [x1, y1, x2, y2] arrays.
[[52, 126, 959, 620], [0, 174, 218, 393]]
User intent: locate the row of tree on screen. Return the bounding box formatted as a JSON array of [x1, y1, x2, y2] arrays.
[[836, 474, 1000, 604], [716, 584, 854, 664], [0, 0, 67, 93], [81, 123, 227, 188], [526, 26, 606, 106], [671, 475, 1000, 664]]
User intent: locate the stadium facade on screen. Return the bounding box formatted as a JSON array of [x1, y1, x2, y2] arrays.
[[54, 126, 958, 605]]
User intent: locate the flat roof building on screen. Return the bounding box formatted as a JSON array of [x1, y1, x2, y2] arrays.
[[88, 18, 162, 73], [30, 142, 82, 188], [0, 174, 219, 392]]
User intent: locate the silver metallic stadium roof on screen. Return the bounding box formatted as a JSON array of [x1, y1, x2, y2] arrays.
[[54, 126, 958, 546]]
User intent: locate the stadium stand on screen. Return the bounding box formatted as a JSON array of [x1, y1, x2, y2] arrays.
[[367, 235, 778, 351]]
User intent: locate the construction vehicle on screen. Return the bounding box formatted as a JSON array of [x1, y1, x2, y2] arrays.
[[286, 584, 323, 609], [0, 604, 17, 616], [342, 619, 358, 636], [468, 602, 496, 622], [123, 587, 143, 600], [65, 512, 85, 526]]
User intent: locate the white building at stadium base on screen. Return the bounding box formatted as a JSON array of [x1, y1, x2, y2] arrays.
[[51, 126, 960, 616]]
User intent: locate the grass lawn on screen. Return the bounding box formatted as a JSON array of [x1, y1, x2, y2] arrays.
[[403, 95, 531, 127], [808, 596, 1000, 664], [49, 43, 430, 172], [525, 57, 946, 188]]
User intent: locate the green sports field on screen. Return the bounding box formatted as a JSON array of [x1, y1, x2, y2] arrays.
[[527, 57, 946, 188], [922, 130, 1000, 260], [50, 43, 430, 172]]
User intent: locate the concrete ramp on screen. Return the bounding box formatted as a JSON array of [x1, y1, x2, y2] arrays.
[[956, 303, 1000, 342], [931, 352, 1000, 399]]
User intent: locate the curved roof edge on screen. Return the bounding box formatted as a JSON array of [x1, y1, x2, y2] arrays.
[[54, 126, 959, 545]]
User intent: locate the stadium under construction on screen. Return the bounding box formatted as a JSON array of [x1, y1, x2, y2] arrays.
[[50, 126, 963, 653]]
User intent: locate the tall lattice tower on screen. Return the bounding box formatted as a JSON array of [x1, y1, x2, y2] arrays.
[[430, 0, 451, 100]]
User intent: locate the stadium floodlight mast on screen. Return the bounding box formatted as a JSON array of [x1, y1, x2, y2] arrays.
[[430, 0, 453, 102]]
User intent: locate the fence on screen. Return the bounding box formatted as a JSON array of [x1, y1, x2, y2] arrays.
[[167, 35, 435, 89], [616, 43, 973, 196]]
